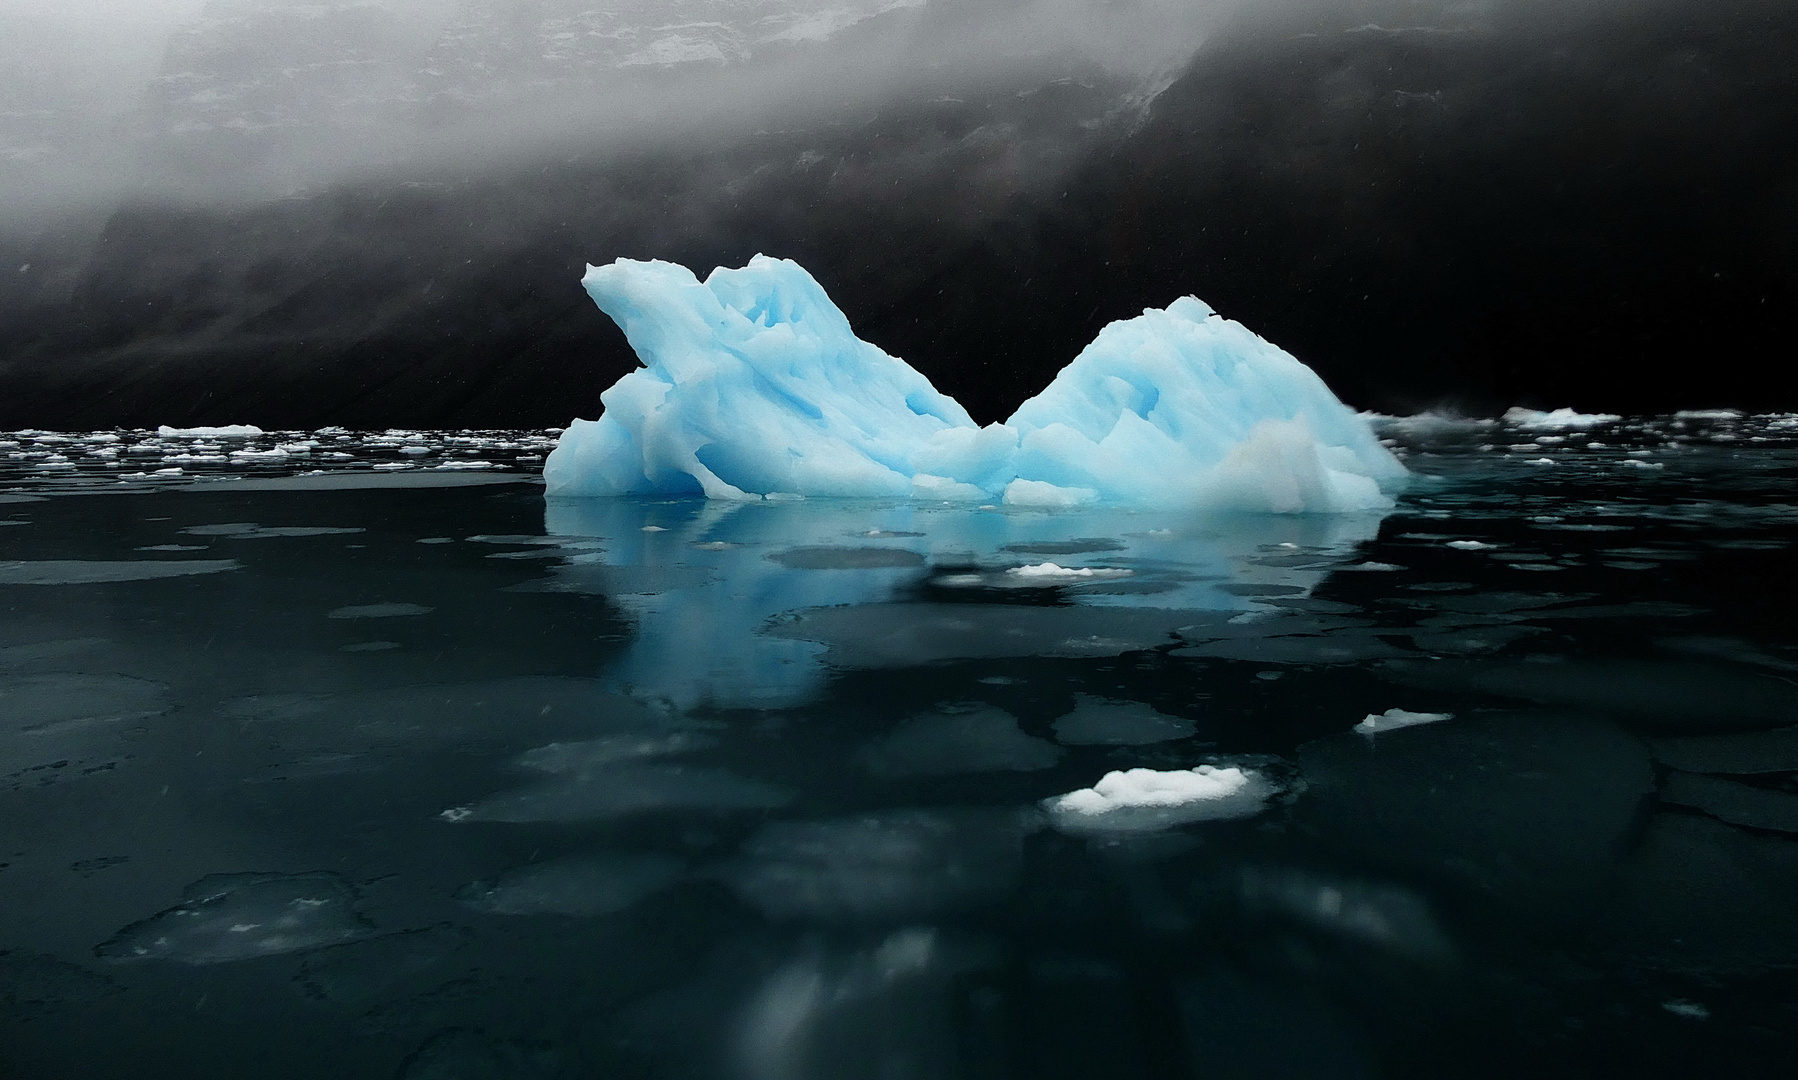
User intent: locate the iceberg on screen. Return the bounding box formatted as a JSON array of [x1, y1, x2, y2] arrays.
[[545, 256, 1403, 512], [1043, 764, 1279, 833]]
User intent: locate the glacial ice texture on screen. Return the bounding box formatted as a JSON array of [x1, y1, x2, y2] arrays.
[[544, 256, 1404, 512]]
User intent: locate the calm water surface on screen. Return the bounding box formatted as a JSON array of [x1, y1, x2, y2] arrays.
[[2, 415, 1796, 1078]]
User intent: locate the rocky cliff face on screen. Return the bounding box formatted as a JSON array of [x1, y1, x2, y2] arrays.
[[1, 1, 1793, 429]]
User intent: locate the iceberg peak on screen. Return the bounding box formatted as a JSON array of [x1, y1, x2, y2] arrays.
[[545, 255, 1403, 513]]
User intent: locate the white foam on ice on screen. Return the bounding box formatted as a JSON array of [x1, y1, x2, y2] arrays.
[[1044, 764, 1277, 832], [546, 256, 1404, 513], [1501, 407, 1622, 429], [1354, 708, 1452, 735]]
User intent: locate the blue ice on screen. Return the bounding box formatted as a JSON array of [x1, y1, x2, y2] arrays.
[[544, 256, 1404, 513]]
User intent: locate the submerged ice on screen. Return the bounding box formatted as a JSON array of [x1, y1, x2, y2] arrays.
[[545, 256, 1403, 512]]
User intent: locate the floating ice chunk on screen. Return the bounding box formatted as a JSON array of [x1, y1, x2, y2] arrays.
[[1501, 407, 1622, 429], [95, 872, 372, 964], [546, 256, 1403, 512], [1445, 540, 1495, 550], [1672, 410, 1741, 421], [156, 425, 263, 437], [1045, 765, 1278, 833], [1354, 708, 1452, 736], [1005, 562, 1134, 582], [1662, 999, 1710, 1020]]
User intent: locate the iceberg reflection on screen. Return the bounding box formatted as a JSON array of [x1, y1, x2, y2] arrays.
[[543, 497, 1391, 708]]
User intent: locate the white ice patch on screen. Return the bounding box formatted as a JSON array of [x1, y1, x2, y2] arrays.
[[1501, 407, 1622, 430], [545, 256, 1403, 512], [1044, 765, 1277, 833], [156, 425, 263, 437], [1354, 708, 1453, 736], [1005, 562, 1134, 582]]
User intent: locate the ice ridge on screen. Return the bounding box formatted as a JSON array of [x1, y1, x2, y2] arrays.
[[545, 256, 1404, 513]]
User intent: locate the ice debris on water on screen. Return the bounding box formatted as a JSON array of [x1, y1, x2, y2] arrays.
[[94, 873, 372, 964], [1005, 562, 1134, 581], [1501, 407, 1623, 430], [1354, 708, 1453, 736], [156, 425, 263, 437], [544, 256, 1404, 512], [1044, 765, 1278, 833]]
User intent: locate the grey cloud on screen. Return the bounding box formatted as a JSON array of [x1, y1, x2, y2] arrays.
[[0, 0, 1254, 229]]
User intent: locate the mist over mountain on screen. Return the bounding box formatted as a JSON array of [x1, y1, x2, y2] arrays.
[[0, 0, 1792, 429]]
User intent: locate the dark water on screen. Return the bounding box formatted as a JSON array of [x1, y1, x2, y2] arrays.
[[2, 414, 1796, 1079]]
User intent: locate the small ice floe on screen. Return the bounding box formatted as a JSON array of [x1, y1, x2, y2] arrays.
[[94, 872, 371, 964], [1005, 562, 1133, 582], [1044, 765, 1277, 833], [1621, 459, 1665, 470], [1527, 457, 1557, 466], [1354, 708, 1452, 736], [1662, 999, 1709, 1020], [1445, 540, 1495, 550], [1501, 407, 1622, 430], [156, 425, 262, 437], [429, 460, 495, 470]]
